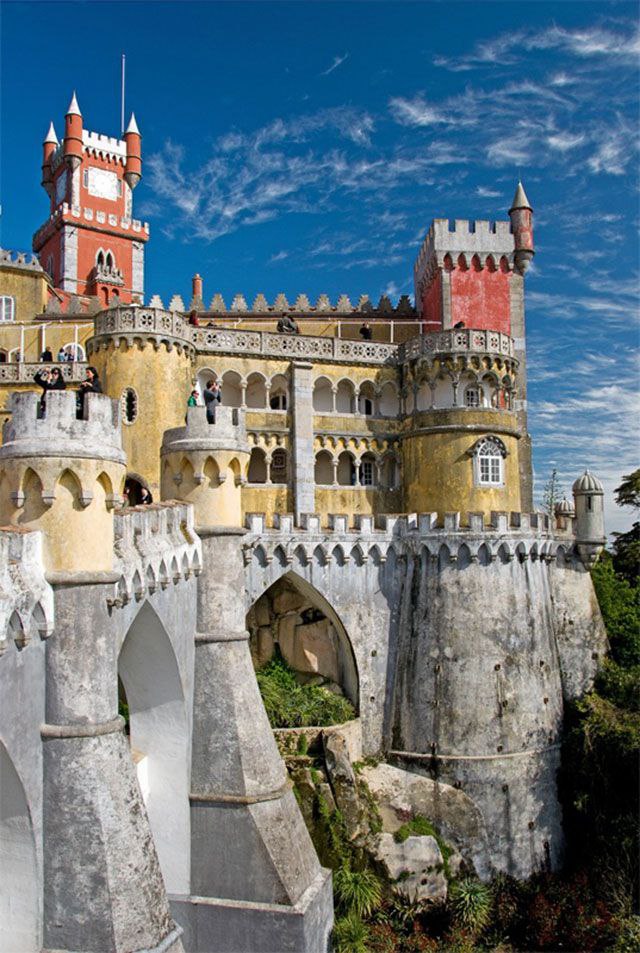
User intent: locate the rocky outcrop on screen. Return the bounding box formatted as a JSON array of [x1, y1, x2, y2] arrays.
[[361, 763, 492, 880], [372, 833, 447, 902], [323, 731, 366, 840]]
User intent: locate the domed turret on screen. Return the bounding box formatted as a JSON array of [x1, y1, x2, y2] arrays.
[[509, 181, 534, 275], [62, 91, 83, 171], [555, 497, 575, 516], [572, 469, 605, 566]]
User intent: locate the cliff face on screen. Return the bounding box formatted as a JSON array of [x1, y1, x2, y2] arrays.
[[388, 551, 608, 878]]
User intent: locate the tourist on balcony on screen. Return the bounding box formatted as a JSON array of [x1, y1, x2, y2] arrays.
[[40, 346, 53, 363], [139, 486, 152, 505], [77, 366, 102, 417], [34, 366, 66, 415], [277, 314, 299, 334], [187, 389, 199, 407], [56, 347, 66, 362], [359, 322, 372, 340], [454, 321, 465, 329], [203, 379, 221, 423]]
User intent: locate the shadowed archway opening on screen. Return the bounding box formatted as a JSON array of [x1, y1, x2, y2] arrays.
[[247, 572, 359, 715], [0, 742, 39, 951], [118, 603, 189, 894]]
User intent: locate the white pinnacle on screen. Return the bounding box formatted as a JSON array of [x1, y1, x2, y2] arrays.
[[125, 112, 140, 135], [44, 121, 59, 145], [66, 91, 81, 116]]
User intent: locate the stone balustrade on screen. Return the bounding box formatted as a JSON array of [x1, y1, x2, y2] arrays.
[[400, 328, 515, 362], [0, 362, 88, 384]]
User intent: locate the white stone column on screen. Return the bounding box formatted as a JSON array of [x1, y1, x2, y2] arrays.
[[291, 362, 315, 523]]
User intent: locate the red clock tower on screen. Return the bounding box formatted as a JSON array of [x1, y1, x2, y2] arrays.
[[33, 92, 148, 305]]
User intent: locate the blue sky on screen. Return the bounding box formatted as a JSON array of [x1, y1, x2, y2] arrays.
[[1, 1, 638, 533]]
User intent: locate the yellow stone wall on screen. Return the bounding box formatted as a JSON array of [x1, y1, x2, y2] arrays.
[[242, 484, 293, 523], [401, 409, 522, 521], [92, 341, 192, 498], [0, 457, 124, 572], [0, 265, 48, 323], [162, 448, 250, 528]]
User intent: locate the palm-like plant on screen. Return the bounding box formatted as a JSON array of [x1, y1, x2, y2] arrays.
[[333, 912, 371, 953], [334, 863, 382, 917], [449, 878, 492, 935]]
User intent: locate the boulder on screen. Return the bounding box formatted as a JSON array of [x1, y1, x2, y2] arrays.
[[372, 833, 447, 903], [273, 586, 307, 616], [277, 612, 301, 665], [323, 731, 364, 840], [252, 626, 274, 667], [361, 762, 491, 880], [294, 620, 340, 682]]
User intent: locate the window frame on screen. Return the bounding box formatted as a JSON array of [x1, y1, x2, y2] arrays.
[[0, 296, 16, 322], [472, 437, 506, 488]]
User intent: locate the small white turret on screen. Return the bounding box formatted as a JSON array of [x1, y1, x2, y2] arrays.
[[572, 470, 605, 567]]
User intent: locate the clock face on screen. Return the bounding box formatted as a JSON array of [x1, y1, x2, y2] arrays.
[[55, 170, 67, 205], [87, 167, 119, 201]]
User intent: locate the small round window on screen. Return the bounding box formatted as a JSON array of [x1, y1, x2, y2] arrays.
[[121, 387, 138, 425]]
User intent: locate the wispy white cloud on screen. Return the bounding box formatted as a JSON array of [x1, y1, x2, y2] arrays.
[[321, 52, 349, 76]]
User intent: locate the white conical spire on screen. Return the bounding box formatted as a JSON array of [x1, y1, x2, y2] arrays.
[[125, 112, 140, 135], [66, 91, 81, 116], [43, 121, 59, 145], [510, 180, 531, 211]]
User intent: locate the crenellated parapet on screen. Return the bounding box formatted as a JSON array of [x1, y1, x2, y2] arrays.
[[111, 501, 201, 606], [0, 526, 54, 654], [149, 290, 416, 316], [414, 218, 515, 305], [0, 247, 45, 273], [242, 509, 579, 568], [161, 406, 251, 528], [0, 391, 126, 571], [87, 305, 195, 357]]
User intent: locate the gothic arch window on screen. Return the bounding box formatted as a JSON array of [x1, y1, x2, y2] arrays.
[[105, 251, 114, 270], [0, 296, 15, 322], [96, 250, 105, 268], [471, 436, 507, 487], [121, 387, 138, 425], [359, 452, 377, 486]]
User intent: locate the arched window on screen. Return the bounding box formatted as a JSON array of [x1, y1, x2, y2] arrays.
[[312, 377, 333, 413], [248, 447, 267, 484], [105, 251, 114, 270], [0, 296, 15, 322], [269, 448, 288, 483], [464, 385, 481, 408], [472, 437, 506, 487], [121, 387, 138, 424], [357, 382, 376, 416], [96, 250, 105, 268], [62, 342, 86, 362], [314, 451, 333, 485], [359, 452, 376, 486], [0, 349, 7, 363], [269, 374, 289, 411]]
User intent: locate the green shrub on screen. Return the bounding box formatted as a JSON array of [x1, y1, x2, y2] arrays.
[[256, 656, 355, 728], [449, 878, 492, 935], [334, 863, 383, 917], [591, 555, 640, 668], [333, 912, 371, 953], [610, 915, 640, 952]]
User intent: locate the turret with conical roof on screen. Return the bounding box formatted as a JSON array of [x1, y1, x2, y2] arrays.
[[509, 180, 534, 274], [41, 122, 58, 197], [63, 91, 83, 171], [124, 112, 142, 190]]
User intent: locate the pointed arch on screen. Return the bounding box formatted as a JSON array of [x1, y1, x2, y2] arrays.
[[247, 571, 360, 710], [118, 602, 189, 894], [0, 742, 39, 951]]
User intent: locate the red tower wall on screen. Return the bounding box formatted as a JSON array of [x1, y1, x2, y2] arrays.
[[449, 262, 511, 334], [420, 273, 442, 332]]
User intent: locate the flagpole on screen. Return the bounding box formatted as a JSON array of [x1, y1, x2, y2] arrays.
[[121, 53, 126, 135]]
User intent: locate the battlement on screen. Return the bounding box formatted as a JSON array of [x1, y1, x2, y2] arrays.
[[148, 291, 416, 316], [0, 390, 125, 465], [162, 406, 249, 456], [242, 509, 577, 569], [0, 247, 44, 272], [82, 129, 127, 162], [414, 218, 515, 289], [112, 501, 202, 606], [32, 205, 149, 249]]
